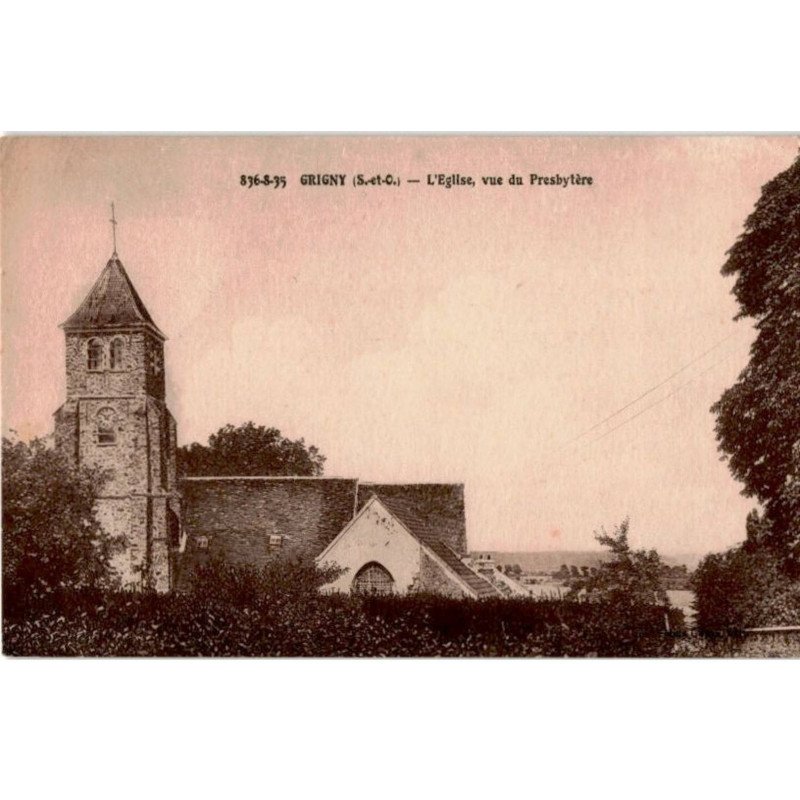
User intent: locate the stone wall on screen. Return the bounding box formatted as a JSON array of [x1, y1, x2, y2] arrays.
[[56, 328, 177, 591], [177, 478, 358, 589], [54, 401, 79, 465], [64, 331, 164, 401]]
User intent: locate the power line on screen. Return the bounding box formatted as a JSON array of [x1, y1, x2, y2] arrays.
[[585, 353, 731, 447], [563, 329, 742, 447], [530, 347, 739, 485]]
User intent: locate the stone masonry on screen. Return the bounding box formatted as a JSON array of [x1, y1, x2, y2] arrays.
[[54, 256, 181, 591]]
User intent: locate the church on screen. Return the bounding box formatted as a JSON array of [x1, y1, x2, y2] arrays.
[[54, 246, 500, 599]]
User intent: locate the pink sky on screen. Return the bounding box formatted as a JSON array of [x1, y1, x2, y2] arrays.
[[2, 136, 796, 555]]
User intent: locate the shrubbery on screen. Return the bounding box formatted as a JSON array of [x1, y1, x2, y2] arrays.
[[564, 518, 669, 606], [692, 543, 800, 634], [2, 436, 120, 614], [3, 559, 684, 657], [2, 434, 684, 658]]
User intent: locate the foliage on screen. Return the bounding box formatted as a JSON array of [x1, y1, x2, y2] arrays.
[[2, 436, 120, 611], [711, 153, 800, 556], [177, 421, 326, 477], [692, 542, 800, 634], [566, 518, 669, 606], [186, 556, 343, 606], [3, 560, 683, 657]]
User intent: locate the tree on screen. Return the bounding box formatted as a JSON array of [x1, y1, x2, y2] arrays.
[[693, 545, 800, 633], [505, 563, 523, 578], [2, 436, 119, 609], [178, 421, 326, 477], [567, 518, 668, 606], [711, 153, 800, 557]]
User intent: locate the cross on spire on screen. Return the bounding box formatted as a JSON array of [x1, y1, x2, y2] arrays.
[[110, 202, 118, 256]]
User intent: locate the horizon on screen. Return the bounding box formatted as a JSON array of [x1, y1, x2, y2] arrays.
[[2, 136, 795, 555]]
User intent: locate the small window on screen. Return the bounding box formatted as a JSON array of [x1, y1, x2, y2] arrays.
[[96, 407, 116, 445], [110, 338, 125, 370], [268, 534, 284, 550], [87, 339, 104, 371], [196, 535, 209, 550]]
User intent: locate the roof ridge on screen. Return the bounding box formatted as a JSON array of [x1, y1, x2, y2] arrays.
[[359, 481, 464, 488], [180, 475, 357, 481]]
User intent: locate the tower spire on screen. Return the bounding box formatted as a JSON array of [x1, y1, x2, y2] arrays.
[[110, 202, 118, 256]]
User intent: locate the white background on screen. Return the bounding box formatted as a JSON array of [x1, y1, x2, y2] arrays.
[[2, 2, 798, 799]]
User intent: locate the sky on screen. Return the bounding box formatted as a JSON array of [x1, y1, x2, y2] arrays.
[[2, 135, 797, 555]]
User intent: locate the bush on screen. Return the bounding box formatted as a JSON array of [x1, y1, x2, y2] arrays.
[[3, 559, 683, 657], [565, 518, 669, 606], [692, 544, 800, 634], [2, 436, 120, 614]]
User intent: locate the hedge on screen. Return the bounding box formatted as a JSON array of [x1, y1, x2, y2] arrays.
[[3, 585, 684, 658]]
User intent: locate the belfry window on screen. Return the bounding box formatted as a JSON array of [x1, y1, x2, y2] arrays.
[[110, 338, 125, 370], [87, 339, 104, 371], [96, 407, 117, 445], [352, 562, 395, 595]]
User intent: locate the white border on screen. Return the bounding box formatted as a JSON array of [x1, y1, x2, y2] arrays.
[[2, 2, 798, 799]]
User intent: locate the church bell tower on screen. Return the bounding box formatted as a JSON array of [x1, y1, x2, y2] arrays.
[[54, 213, 181, 591]]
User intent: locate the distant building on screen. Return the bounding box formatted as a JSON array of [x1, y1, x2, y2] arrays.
[[54, 248, 499, 597], [470, 552, 498, 574], [464, 553, 529, 597]]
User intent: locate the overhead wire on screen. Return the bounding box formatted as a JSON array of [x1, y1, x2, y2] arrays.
[[529, 332, 746, 484], [562, 330, 742, 447]]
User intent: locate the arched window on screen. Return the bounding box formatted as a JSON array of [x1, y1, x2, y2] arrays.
[[87, 338, 104, 371], [352, 562, 395, 595], [109, 337, 125, 370], [96, 407, 117, 445]]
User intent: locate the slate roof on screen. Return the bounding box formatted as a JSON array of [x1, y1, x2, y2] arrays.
[[178, 476, 496, 596], [61, 255, 164, 338], [357, 483, 467, 554], [370, 494, 498, 598], [178, 477, 359, 588]]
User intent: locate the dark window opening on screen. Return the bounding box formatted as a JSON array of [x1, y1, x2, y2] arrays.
[[96, 407, 117, 445], [110, 338, 125, 370], [88, 339, 104, 371]]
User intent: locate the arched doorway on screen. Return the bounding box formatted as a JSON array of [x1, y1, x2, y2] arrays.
[[352, 562, 395, 595]]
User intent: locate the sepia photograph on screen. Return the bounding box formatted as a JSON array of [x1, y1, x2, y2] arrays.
[[2, 134, 798, 658]]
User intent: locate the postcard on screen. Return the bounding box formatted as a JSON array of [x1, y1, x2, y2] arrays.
[[2, 135, 798, 657]]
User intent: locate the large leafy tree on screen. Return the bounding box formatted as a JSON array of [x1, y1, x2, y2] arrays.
[[177, 421, 326, 477], [711, 153, 800, 556], [2, 436, 119, 609]]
